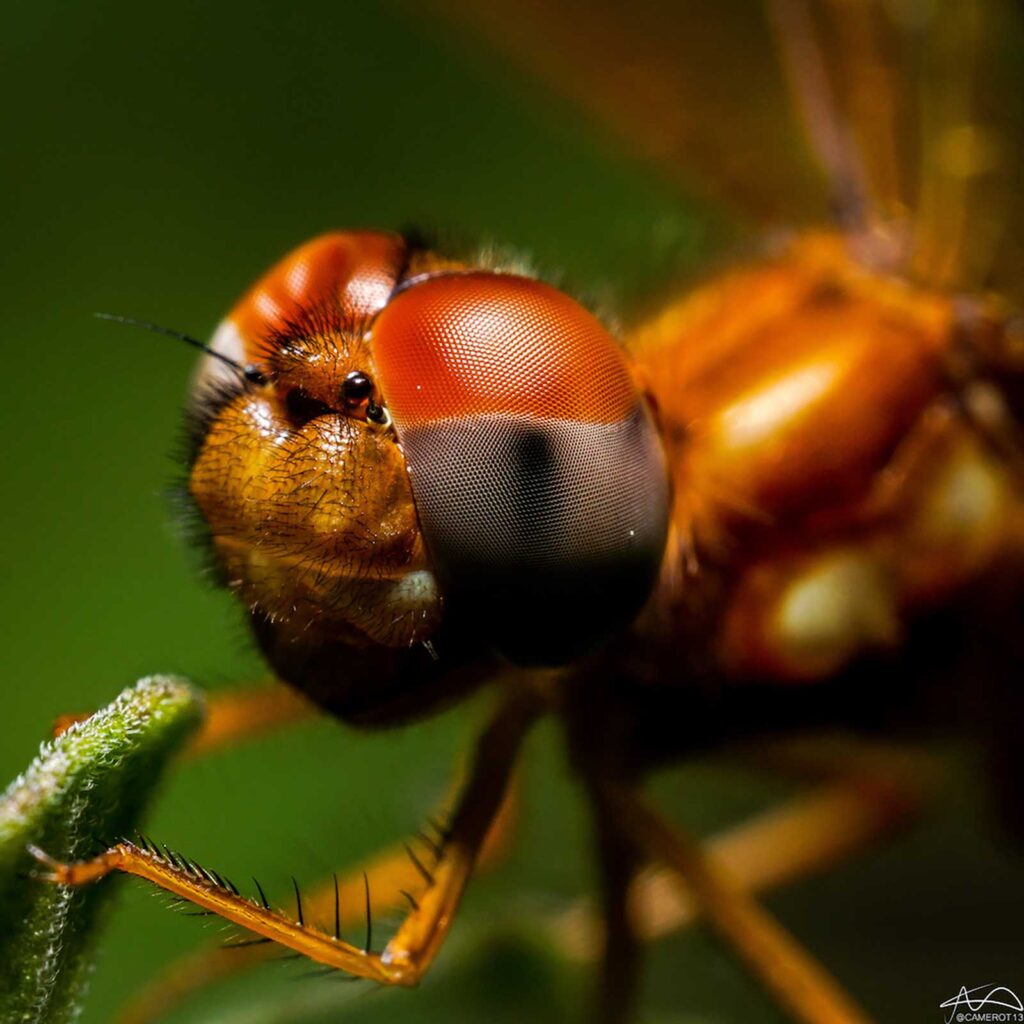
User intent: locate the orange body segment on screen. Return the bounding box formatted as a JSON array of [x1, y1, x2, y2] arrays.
[[633, 235, 953, 542], [230, 231, 406, 357], [632, 234, 1022, 681]]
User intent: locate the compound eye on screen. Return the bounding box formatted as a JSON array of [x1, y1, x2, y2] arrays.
[[370, 272, 670, 664]]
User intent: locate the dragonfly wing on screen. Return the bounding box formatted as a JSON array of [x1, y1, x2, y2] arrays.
[[424, 0, 832, 226], [426, 0, 1024, 300]]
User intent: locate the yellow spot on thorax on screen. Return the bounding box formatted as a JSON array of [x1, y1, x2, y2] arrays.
[[713, 358, 845, 452]]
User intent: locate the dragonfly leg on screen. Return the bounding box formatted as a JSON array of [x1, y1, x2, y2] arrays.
[[593, 783, 881, 1024], [588, 781, 643, 1024], [31, 688, 540, 987]]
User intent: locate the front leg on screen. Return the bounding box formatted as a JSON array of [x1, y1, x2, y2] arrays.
[[31, 687, 541, 986]]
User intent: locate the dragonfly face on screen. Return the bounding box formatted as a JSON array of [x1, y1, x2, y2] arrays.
[[187, 231, 671, 722]]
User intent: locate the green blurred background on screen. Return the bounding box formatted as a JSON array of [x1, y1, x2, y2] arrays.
[[2, 2, 1022, 1022]]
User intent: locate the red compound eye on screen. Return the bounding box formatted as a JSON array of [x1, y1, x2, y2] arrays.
[[371, 272, 670, 664], [371, 273, 636, 425]]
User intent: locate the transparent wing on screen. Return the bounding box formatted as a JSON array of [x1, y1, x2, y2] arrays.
[[425, 0, 1024, 297], [820, 0, 1023, 296], [903, 0, 1024, 299], [425, 0, 832, 226]]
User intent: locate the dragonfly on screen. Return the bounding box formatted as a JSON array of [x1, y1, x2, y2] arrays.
[[25, 0, 1024, 1021]]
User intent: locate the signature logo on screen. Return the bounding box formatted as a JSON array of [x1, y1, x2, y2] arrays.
[[940, 985, 1024, 1023]]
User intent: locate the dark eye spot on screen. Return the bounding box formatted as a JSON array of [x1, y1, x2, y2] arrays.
[[285, 387, 334, 424], [341, 370, 374, 406]]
